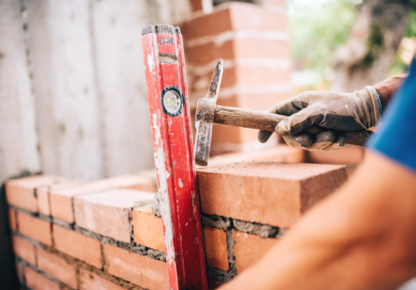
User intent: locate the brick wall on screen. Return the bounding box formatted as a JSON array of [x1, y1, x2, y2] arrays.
[[6, 160, 347, 289], [181, 1, 292, 155]]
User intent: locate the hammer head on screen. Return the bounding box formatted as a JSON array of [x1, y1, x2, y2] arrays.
[[194, 59, 223, 166]]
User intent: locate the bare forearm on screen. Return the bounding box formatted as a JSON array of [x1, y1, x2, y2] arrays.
[[220, 152, 416, 290], [374, 75, 406, 110]]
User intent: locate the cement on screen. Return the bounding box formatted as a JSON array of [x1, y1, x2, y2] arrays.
[[233, 219, 280, 238]]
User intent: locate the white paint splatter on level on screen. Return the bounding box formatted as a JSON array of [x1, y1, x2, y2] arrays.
[[178, 178, 183, 188]]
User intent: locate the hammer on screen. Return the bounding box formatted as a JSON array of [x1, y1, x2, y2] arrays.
[[194, 60, 373, 166]]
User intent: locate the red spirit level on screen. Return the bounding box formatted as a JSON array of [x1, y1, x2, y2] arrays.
[[141, 25, 208, 290]]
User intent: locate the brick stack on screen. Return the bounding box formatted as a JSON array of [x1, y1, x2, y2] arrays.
[[181, 1, 292, 155], [7, 161, 347, 289]]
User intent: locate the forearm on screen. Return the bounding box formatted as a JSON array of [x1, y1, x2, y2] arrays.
[[220, 152, 416, 290], [374, 75, 406, 111]]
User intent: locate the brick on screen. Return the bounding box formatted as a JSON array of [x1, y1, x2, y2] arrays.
[[36, 181, 80, 216], [53, 225, 102, 268], [181, 3, 287, 40], [204, 227, 229, 271], [6, 175, 64, 212], [192, 66, 291, 93], [12, 236, 36, 265], [132, 206, 164, 251], [308, 145, 364, 166], [104, 243, 168, 290], [50, 175, 155, 223], [197, 161, 347, 228], [16, 261, 24, 284], [9, 208, 17, 231], [233, 231, 277, 273], [210, 145, 304, 165], [17, 211, 52, 246], [79, 268, 124, 290], [25, 267, 59, 290], [74, 189, 154, 242], [36, 247, 77, 288], [185, 38, 290, 66]]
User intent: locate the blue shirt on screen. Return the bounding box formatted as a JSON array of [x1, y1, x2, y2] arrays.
[[368, 60, 416, 173]]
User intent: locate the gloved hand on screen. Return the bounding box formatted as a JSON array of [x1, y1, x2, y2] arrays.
[[258, 86, 381, 151]]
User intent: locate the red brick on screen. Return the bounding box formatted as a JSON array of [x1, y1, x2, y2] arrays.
[[197, 161, 347, 228], [6, 175, 64, 212], [25, 267, 59, 290], [79, 268, 124, 290], [308, 145, 364, 166], [9, 208, 17, 231], [185, 38, 290, 66], [210, 145, 304, 165], [36, 181, 80, 216], [104, 243, 168, 290], [12, 236, 36, 265], [17, 211, 52, 246], [15, 261, 24, 283], [36, 247, 77, 288], [50, 175, 155, 223], [132, 206, 164, 251], [204, 227, 229, 271], [233, 231, 277, 273], [53, 225, 102, 268], [182, 3, 287, 40], [74, 189, 154, 242]]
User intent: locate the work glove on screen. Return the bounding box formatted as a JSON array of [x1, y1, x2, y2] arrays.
[[258, 86, 381, 151]]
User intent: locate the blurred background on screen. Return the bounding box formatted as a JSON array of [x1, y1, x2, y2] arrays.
[[1, 0, 415, 289]]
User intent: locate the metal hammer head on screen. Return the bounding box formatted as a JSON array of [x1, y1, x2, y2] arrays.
[[194, 59, 224, 166]]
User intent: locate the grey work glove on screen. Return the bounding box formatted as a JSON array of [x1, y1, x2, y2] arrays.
[[258, 86, 381, 151]]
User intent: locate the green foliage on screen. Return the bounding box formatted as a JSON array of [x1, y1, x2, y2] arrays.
[[288, 0, 359, 76]]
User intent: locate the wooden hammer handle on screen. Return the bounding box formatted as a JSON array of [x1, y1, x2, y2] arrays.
[[213, 105, 373, 146]]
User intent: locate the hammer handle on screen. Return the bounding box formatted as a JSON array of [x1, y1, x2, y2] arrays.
[[213, 105, 373, 146]]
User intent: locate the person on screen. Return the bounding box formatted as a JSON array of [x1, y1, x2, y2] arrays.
[[218, 60, 416, 290]]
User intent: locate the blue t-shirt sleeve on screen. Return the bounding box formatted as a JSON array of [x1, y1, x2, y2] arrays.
[[367, 61, 416, 172]]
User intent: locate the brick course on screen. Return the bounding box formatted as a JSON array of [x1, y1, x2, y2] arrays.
[[50, 175, 155, 223], [198, 161, 347, 228], [36, 247, 77, 289], [79, 268, 125, 290], [25, 267, 59, 290], [6, 175, 65, 212], [12, 235, 36, 265], [74, 189, 154, 242], [53, 224, 102, 268], [104, 243, 169, 290], [17, 211, 52, 246]]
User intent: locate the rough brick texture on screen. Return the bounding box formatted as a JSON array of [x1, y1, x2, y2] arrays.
[[17, 211, 52, 246], [104, 243, 169, 290], [79, 268, 125, 290], [50, 174, 155, 223], [74, 189, 154, 242], [133, 205, 164, 251], [25, 267, 59, 290], [204, 227, 229, 271], [233, 231, 277, 273], [36, 181, 80, 216], [6, 175, 65, 212], [198, 161, 347, 228], [53, 224, 102, 268], [12, 235, 36, 265], [8, 208, 17, 231], [36, 247, 77, 288]]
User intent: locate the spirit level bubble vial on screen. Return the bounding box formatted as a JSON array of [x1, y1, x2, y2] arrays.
[[141, 25, 208, 290]]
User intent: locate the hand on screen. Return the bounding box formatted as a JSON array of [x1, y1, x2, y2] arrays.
[[258, 86, 381, 151]]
